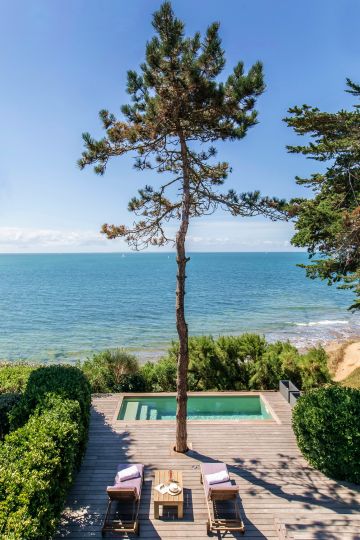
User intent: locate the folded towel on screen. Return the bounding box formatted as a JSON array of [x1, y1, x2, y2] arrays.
[[206, 470, 230, 485], [115, 465, 140, 483]]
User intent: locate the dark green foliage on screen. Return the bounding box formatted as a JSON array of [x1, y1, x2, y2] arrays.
[[249, 341, 297, 390], [167, 334, 266, 390], [292, 386, 360, 483], [298, 347, 331, 391], [116, 373, 147, 392], [0, 395, 83, 539], [166, 336, 330, 391], [141, 357, 178, 392], [80, 337, 331, 393], [285, 79, 360, 309], [0, 364, 36, 394], [81, 349, 140, 393], [10, 366, 91, 459], [0, 393, 21, 440]]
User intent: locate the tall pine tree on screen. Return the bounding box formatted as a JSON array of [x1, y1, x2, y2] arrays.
[[79, 2, 285, 452], [285, 79, 360, 309]]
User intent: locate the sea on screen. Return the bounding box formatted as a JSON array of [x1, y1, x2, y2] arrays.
[[1, 252, 360, 364]]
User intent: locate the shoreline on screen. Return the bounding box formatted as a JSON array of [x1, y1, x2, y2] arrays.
[[2, 334, 360, 382]]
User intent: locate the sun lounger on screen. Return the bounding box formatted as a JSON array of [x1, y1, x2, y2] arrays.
[[102, 463, 144, 536], [201, 462, 245, 535]]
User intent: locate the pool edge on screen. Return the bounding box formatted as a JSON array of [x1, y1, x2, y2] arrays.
[[112, 391, 281, 425]]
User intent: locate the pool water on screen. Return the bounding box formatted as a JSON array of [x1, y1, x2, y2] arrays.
[[118, 395, 272, 421]]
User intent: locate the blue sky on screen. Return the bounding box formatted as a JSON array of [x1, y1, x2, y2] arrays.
[[0, 0, 358, 252]]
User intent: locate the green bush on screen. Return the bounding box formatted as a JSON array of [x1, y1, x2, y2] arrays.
[[141, 357, 177, 392], [115, 372, 147, 392], [80, 337, 331, 394], [0, 365, 36, 394], [163, 336, 330, 392], [292, 385, 360, 484], [0, 395, 83, 539], [81, 349, 139, 392], [167, 334, 267, 390], [10, 365, 91, 459], [298, 347, 331, 391], [249, 341, 294, 389], [0, 393, 21, 440]]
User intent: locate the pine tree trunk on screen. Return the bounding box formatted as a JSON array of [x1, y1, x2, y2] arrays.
[[174, 133, 190, 453]]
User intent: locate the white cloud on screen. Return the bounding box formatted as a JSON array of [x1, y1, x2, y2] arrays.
[[186, 220, 301, 252], [0, 220, 303, 253], [0, 227, 121, 252]]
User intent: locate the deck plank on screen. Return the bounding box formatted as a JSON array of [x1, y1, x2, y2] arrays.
[[56, 392, 360, 539]]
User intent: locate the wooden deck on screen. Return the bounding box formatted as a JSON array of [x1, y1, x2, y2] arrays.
[[56, 392, 360, 539]]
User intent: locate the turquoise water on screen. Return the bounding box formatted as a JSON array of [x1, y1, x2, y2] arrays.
[[0, 252, 359, 363], [118, 395, 272, 420]]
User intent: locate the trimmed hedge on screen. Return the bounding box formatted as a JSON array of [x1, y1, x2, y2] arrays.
[[0, 365, 35, 394], [0, 365, 91, 539], [10, 366, 91, 459], [0, 393, 21, 440], [292, 385, 360, 484], [0, 395, 83, 539]]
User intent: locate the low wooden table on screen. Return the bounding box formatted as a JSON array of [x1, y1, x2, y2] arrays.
[[154, 470, 184, 519]]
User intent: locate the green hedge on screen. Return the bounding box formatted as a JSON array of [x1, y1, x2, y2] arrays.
[[10, 366, 91, 459], [0, 365, 91, 539], [292, 385, 360, 484], [0, 395, 83, 539], [0, 393, 21, 440], [0, 365, 36, 394]]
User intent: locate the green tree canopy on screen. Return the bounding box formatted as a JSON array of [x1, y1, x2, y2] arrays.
[[285, 79, 360, 308]]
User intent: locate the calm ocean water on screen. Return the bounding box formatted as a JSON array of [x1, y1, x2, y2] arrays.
[[1, 252, 360, 363]]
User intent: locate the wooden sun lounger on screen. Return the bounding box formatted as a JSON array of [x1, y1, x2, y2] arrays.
[[102, 463, 144, 537], [200, 462, 245, 535]]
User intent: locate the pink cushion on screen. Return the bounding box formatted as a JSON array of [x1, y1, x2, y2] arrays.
[[107, 463, 144, 499], [115, 465, 140, 483]]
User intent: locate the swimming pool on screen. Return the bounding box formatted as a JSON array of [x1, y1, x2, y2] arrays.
[[118, 395, 273, 421]]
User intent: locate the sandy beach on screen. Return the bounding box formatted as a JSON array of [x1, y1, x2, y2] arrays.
[[325, 338, 360, 381]]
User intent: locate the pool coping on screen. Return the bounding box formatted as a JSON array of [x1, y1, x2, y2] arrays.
[[112, 391, 281, 425]]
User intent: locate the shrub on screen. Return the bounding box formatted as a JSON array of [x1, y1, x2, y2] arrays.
[[115, 372, 147, 392], [79, 336, 331, 394], [163, 335, 330, 392], [0, 393, 21, 440], [10, 365, 91, 459], [0, 395, 83, 539], [167, 334, 267, 391], [81, 349, 139, 392], [0, 364, 36, 394], [249, 342, 297, 389], [298, 347, 331, 391], [141, 357, 177, 392], [292, 385, 360, 483]]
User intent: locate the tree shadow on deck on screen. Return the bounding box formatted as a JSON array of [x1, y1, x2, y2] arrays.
[[231, 453, 360, 515], [186, 448, 360, 539], [56, 402, 160, 539], [185, 452, 266, 539]]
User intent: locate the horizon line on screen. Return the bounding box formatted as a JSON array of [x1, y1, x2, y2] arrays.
[[0, 250, 307, 255]]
